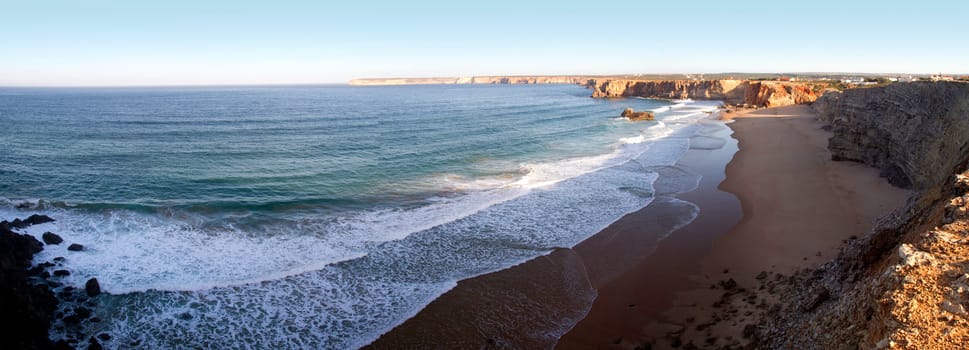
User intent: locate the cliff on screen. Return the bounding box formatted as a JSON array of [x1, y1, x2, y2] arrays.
[[815, 82, 969, 189], [753, 82, 969, 349], [588, 79, 821, 107], [348, 76, 592, 86]]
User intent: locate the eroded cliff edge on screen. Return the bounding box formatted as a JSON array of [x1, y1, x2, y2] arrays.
[[588, 79, 821, 108], [753, 82, 969, 349]]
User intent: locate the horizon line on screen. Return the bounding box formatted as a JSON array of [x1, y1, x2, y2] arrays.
[[2, 71, 965, 88]]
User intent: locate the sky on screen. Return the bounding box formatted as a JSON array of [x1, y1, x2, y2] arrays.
[[1, 0, 966, 86]]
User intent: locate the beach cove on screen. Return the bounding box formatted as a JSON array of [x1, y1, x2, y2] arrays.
[[369, 103, 909, 349]]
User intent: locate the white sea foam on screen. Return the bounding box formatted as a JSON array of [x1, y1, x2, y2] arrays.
[[2, 98, 729, 349]]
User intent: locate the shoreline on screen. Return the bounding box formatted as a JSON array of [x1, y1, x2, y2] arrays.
[[558, 114, 741, 348], [561, 105, 909, 348], [367, 112, 741, 348], [369, 104, 910, 349]]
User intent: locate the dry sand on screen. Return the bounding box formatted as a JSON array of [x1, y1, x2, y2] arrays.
[[369, 104, 910, 349], [561, 105, 910, 349]]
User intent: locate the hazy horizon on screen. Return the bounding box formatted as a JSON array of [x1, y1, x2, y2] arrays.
[[2, 1, 966, 86]]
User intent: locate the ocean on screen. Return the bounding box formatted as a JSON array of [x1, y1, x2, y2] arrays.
[[0, 84, 724, 348]]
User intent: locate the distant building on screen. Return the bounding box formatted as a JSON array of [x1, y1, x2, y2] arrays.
[[896, 76, 917, 83], [931, 74, 955, 81]]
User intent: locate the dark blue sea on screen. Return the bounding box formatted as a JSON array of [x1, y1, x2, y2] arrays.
[[0, 84, 725, 348]]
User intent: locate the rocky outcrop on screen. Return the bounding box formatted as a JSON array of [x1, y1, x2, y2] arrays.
[[754, 82, 969, 349], [1, 219, 59, 350], [589, 79, 821, 107], [814, 82, 969, 189], [620, 108, 654, 121]]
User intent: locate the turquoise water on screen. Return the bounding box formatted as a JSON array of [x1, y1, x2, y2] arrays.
[[0, 84, 723, 348]]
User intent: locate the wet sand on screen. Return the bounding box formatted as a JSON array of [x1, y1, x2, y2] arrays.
[[368, 117, 741, 349], [557, 116, 741, 349], [367, 104, 909, 349], [560, 105, 910, 348]]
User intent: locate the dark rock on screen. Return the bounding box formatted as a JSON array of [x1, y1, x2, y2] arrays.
[[75, 306, 92, 319], [719, 278, 738, 290], [670, 336, 682, 348], [53, 256, 65, 262], [88, 337, 103, 350], [97, 333, 111, 341], [24, 214, 55, 226], [53, 269, 71, 277], [0, 223, 59, 350], [63, 313, 81, 324], [42, 231, 64, 245], [742, 324, 758, 339], [85, 278, 101, 297], [756, 271, 768, 280], [53, 340, 74, 350], [68, 243, 84, 251], [800, 287, 831, 312], [89, 317, 101, 323]]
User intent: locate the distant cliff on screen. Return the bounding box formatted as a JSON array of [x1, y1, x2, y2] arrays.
[[348, 76, 592, 86], [753, 82, 969, 349], [588, 79, 821, 107]]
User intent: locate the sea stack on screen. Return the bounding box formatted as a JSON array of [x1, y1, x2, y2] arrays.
[[620, 108, 655, 121]]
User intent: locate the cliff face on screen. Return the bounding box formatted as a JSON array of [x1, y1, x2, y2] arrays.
[[815, 82, 969, 189], [755, 82, 969, 349], [589, 79, 820, 107]]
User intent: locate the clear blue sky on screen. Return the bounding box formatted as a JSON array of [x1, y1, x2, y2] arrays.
[[1, 0, 965, 86]]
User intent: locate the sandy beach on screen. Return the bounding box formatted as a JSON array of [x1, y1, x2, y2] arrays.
[[562, 105, 910, 348], [369, 104, 910, 349]]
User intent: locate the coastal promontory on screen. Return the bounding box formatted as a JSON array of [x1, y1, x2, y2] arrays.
[[589, 79, 821, 107]]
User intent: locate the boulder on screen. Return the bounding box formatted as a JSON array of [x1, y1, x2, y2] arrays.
[[7, 214, 55, 229], [42, 232, 64, 245], [23, 214, 55, 226], [68, 243, 84, 251], [85, 278, 101, 297]]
